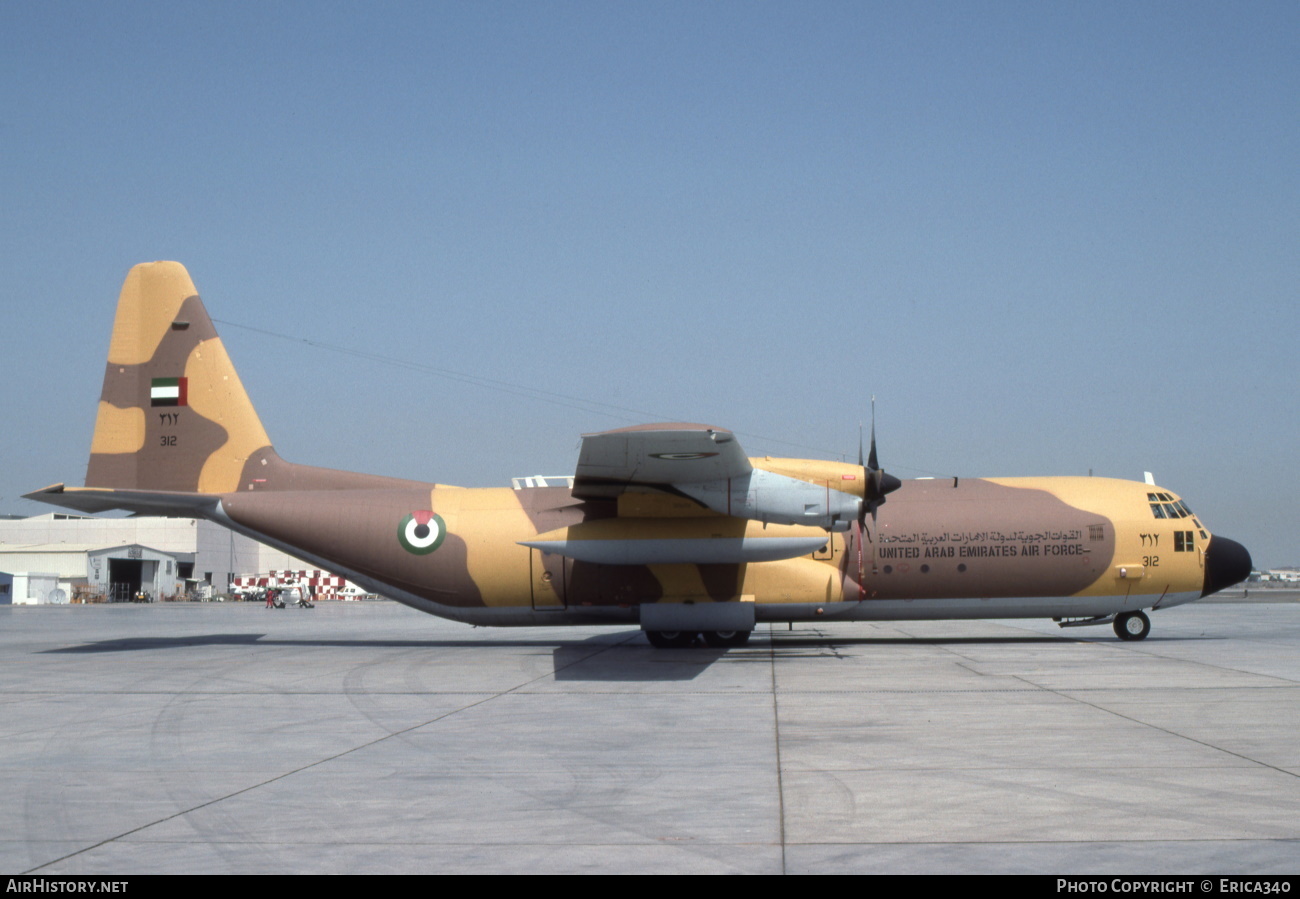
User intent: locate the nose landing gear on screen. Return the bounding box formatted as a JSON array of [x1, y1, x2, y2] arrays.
[[1114, 610, 1151, 641]]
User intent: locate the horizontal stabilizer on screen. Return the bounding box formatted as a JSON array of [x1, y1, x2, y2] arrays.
[[23, 483, 220, 518]]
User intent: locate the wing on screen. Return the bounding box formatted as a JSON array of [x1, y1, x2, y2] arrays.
[[522, 423, 861, 566], [571, 423, 861, 531], [572, 423, 751, 499]]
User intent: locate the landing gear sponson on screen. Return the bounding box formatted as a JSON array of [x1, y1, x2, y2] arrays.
[[640, 603, 755, 649]]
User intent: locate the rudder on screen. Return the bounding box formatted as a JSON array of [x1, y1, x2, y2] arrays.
[[86, 262, 274, 494]]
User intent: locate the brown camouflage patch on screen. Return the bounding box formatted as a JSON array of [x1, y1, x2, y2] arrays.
[[221, 487, 486, 607], [855, 478, 1116, 599], [87, 291, 256, 492]]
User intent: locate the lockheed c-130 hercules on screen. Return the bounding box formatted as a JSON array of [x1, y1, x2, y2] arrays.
[[28, 262, 1252, 647]]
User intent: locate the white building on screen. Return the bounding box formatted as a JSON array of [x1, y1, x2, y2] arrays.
[[0, 513, 317, 602]]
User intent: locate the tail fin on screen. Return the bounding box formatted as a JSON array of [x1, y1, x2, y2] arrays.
[[85, 262, 274, 494]]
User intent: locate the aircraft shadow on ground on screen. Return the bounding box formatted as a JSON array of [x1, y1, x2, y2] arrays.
[[46, 633, 269, 653], [43, 634, 590, 653], [551, 632, 1096, 681], [552, 640, 726, 682], [45, 630, 1183, 685], [42, 632, 1095, 654]]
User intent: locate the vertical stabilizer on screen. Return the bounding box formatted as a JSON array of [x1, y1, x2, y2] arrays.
[[86, 262, 273, 494]]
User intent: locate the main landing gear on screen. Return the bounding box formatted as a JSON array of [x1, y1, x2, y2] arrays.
[[644, 630, 752, 649], [1113, 610, 1151, 641]]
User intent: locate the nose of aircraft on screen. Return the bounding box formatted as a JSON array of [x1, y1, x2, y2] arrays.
[[1201, 535, 1253, 597]]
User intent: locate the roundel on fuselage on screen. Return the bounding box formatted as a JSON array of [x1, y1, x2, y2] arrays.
[[398, 510, 447, 555]]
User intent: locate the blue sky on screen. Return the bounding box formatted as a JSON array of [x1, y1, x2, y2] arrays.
[[3, 2, 1297, 566]]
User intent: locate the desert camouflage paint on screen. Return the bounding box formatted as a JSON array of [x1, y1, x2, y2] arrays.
[[28, 262, 1251, 639]]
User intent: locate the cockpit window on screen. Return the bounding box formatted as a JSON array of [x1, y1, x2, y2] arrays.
[[1149, 496, 1194, 519]]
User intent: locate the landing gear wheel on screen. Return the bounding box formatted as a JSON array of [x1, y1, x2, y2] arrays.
[[645, 630, 695, 648], [702, 630, 752, 648], [1114, 610, 1150, 641]]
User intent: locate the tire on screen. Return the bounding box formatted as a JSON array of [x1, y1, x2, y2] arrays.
[[1114, 610, 1151, 641], [645, 630, 695, 648], [702, 630, 752, 648]]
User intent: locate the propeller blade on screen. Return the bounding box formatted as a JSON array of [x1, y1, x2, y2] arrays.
[[867, 398, 880, 472], [860, 396, 900, 524], [857, 420, 869, 530]]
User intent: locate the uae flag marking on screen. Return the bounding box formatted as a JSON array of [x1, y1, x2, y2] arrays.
[[150, 377, 188, 407]]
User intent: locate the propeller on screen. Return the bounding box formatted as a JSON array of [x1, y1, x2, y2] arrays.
[[860, 398, 901, 527], [856, 399, 902, 583]]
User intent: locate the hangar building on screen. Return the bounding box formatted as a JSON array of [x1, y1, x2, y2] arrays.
[[0, 513, 313, 603]]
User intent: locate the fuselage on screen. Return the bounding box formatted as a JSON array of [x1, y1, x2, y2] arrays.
[[207, 464, 1240, 628]]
